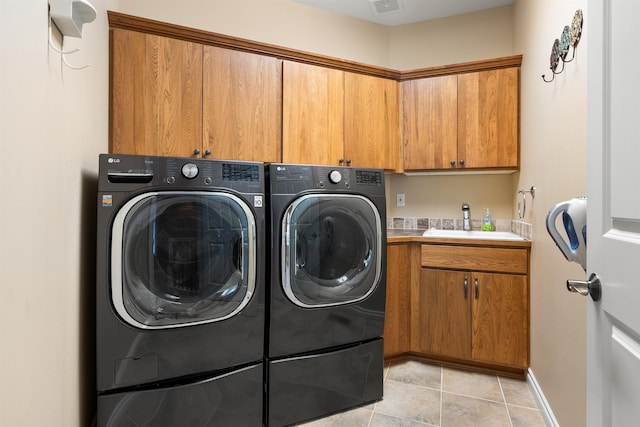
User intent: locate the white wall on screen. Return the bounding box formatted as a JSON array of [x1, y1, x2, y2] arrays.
[[117, 0, 392, 68], [513, 1, 587, 426], [0, 0, 112, 425], [389, 6, 514, 70]]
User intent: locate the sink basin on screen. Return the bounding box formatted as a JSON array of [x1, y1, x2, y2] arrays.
[[422, 229, 526, 241]]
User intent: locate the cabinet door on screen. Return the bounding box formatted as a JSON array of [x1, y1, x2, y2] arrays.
[[402, 76, 458, 170], [110, 29, 203, 157], [415, 268, 471, 359], [203, 47, 282, 162], [471, 272, 529, 368], [457, 68, 519, 169], [344, 73, 399, 170], [384, 244, 412, 357], [282, 61, 344, 165]]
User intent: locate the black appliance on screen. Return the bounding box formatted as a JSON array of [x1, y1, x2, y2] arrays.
[[95, 154, 265, 426], [266, 163, 386, 427]]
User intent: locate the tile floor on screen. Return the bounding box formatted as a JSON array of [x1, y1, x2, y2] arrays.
[[301, 359, 547, 427]]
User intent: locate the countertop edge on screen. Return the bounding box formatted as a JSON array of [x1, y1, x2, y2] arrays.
[[387, 234, 532, 248]]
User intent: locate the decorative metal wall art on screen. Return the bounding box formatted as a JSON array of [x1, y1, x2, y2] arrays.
[[542, 9, 583, 83]]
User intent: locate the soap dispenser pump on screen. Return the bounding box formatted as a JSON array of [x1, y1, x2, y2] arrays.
[[482, 208, 494, 231]]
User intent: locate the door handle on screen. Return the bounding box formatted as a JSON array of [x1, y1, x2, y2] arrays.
[[567, 273, 602, 301]]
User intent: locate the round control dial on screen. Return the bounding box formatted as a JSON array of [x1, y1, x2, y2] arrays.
[[181, 163, 199, 179], [328, 170, 342, 184]]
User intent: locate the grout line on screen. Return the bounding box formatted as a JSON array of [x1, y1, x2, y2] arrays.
[[441, 390, 509, 405], [439, 365, 443, 427], [498, 376, 515, 427]]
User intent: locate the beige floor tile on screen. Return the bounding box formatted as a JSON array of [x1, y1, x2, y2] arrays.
[[499, 376, 538, 408], [300, 406, 373, 426], [441, 393, 511, 427], [442, 368, 503, 402], [386, 360, 442, 390], [374, 379, 441, 426], [370, 412, 436, 426], [507, 405, 547, 427]]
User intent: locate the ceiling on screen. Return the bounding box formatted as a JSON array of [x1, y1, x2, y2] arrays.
[[293, 0, 514, 27]]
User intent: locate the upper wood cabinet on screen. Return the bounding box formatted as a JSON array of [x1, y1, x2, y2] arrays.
[[402, 67, 520, 171], [402, 75, 457, 170], [110, 29, 282, 161], [108, 13, 521, 170], [344, 73, 400, 170], [203, 46, 282, 162], [110, 29, 203, 157], [457, 68, 519, 169], [283, 61, 400, 170], [282, 61, 345, 166]]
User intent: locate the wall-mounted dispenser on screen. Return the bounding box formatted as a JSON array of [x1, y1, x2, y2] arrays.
[[49, 0, 97, 38], [546, 196, 587, 271]]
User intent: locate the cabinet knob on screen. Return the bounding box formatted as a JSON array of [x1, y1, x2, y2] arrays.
[[346, 159, 352, 166], [450, 160, 456, 167], [194, 149, 201, 155], [339, 158, 344, 165], [205, 149, 211, 156], [459, 159, 465, 166]]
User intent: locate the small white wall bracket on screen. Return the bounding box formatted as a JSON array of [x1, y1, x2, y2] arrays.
[[49, 0, 97, 38], [48, 0, 96, 70]]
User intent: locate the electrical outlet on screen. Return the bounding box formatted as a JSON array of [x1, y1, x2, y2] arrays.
[[396, 193, 405, 207]]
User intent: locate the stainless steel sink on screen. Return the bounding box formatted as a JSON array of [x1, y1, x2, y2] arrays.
[[421, 229, 526, 241]]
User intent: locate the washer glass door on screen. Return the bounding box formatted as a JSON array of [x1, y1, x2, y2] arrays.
[[111, 191, 256, 329], [282, 194, 382, 307]]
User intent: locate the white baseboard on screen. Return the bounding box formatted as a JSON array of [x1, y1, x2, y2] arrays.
[[527, 368, 559, 427]]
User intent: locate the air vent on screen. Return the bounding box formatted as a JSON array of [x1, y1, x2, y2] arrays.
[[369, 0, 402, 15]]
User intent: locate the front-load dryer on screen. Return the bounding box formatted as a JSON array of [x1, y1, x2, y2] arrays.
[[266, 163, 386, 427], [96, 154, 265, 426]]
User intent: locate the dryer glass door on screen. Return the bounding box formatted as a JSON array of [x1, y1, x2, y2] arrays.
[[111, 191, 256, 329], [282, 194, 382, 307]]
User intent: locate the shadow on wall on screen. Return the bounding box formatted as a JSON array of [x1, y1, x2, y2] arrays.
[[80, 170, 98, 426]]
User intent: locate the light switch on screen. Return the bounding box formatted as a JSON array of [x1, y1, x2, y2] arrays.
[[396, 193, 405, 207]]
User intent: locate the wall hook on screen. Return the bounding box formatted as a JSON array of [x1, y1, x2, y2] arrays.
[[542, 10, 583, 83]]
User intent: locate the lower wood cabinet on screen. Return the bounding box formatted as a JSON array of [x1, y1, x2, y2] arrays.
[[384, 241, 530, 375], [383, 244, 412, 358], [415, 268, 528, 369]]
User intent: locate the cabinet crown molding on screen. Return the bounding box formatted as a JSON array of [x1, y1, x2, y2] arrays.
[[107, 11, 522, 80]]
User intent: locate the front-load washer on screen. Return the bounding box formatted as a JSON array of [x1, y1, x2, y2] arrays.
[[96, 154, 265, 426], [266, 163, 386, 427]]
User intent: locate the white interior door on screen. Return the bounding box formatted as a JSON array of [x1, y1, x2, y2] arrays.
[[587, 0, 640, 425]]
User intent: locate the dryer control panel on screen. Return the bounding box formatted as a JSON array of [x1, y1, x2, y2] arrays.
[[268, 163, 384, 197]]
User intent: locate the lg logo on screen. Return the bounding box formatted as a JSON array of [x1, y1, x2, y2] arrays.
[[107, 158, 121, 164]]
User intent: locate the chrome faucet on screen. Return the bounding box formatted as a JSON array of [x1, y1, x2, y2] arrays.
[[462, 202, 471, 231]]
